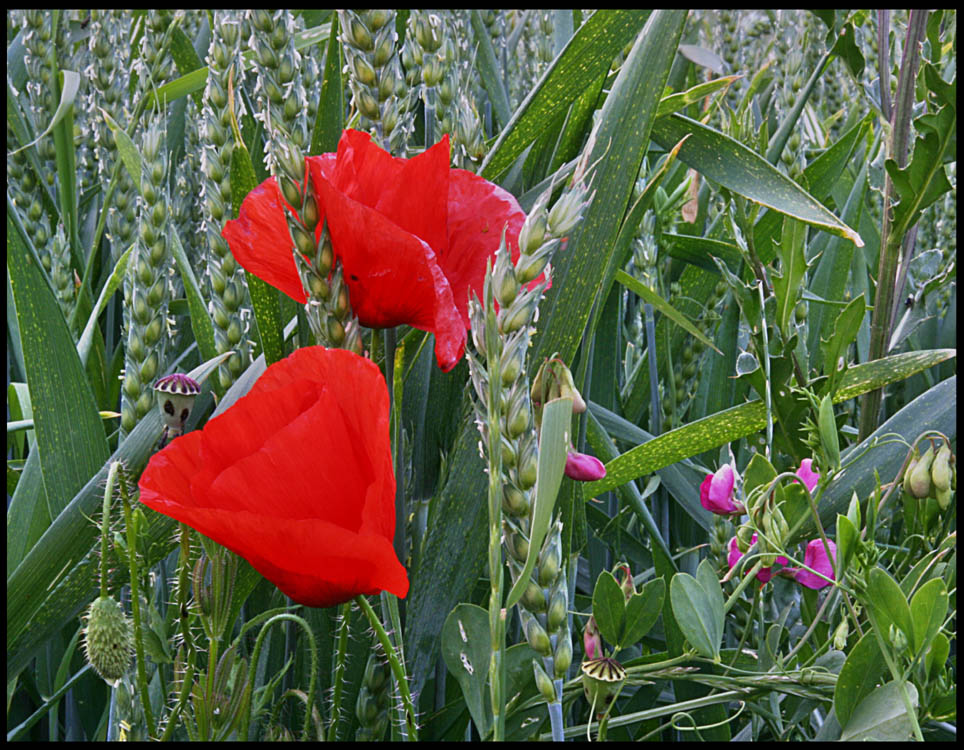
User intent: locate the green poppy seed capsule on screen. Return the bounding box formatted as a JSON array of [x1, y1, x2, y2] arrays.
[[525, 616, 552, 656], [83, 596, 133, 686], [533, 659, 557, 704], [909, 445, 935, 499]]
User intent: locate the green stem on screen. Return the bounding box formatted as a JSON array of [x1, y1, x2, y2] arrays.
[[119, 468, 154, 734], [355, 595, 418, 741], [326, 601, 352, 742], [724, 560, 765, 613], [99, 462, 121, 599]]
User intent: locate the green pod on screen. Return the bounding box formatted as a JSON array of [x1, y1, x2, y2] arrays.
[[817, 394, 840, 471], [909, 445, 935, 499], [931, 443, 952, 492]]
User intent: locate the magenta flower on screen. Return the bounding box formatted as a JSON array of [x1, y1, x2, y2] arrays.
[[565, 450, 606, 482], [792, 539, 837, 589], [795, 458, 821, 492], [727, 534, 788, 583], [699, 464, 743, 515]]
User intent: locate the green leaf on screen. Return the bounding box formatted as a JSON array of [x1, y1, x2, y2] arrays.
[[591, 570, 626, 648], [6, 200, 110, 525], [504, 396, 571, 610], [585, 351, 955, 497], [441, 603, 492, 740], [669, 565, 722, 660], [621, 578, 665, 649], [834, 629, 886, 728], [924, 632, 950, 682], [886, 97, 956, 237], [6, 356, 228, 679], [615, 269, 721, 355], [819, 294, 867, 394], [839, 681, 919, 742], [77, 244, 133, 368], [310, 11, 343, 155], [771, 217, 809, 338], [468, 10, 511, 130], [656, 76, 740, 119], [650, 113, 863, 247], [169, 229, 219, 367], [531, 9, 687, 370], [481, 9, 652, 182], [662, 233, 742, 272], [168, 25, 204, 107], [742, 452, 778, 498], [908, 577, 947, 657], [229, 123, 285, 368], [835, 514, 858, 578], [866, 568, 915, 652]]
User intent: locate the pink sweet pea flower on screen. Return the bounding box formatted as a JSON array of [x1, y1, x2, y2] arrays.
[[795, 459, 821, 492], [565, 450, 606, 482], [699, 464, 744, 515], [583, 616, 603, 660], [791, 539, 837, 589], [727, 534, 788, 583]]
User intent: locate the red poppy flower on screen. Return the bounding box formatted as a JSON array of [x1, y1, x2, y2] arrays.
[[137, 347, 408, 608], [223, 129, 526, 372]]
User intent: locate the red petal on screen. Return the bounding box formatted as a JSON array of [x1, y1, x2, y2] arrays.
[[138, 347, 407, 607], [222, 178, 307, 304], [310, 165, 465, 372], [443, 168, 526, 325]]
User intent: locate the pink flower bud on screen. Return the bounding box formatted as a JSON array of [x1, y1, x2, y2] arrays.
[[699, 464, 743, 515], [583, 616, 603, 661], [794, 458, 821, 492], [792, 539, 837, 589], [727, 534, 788, 583], [565, 450, 606, 482]]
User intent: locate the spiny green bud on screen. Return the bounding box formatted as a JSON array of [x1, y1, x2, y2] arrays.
[[931, 443, 952, 492], [83, 596, 133, 686], [909, 445, 935, 499], [532, 659, 557, 704]]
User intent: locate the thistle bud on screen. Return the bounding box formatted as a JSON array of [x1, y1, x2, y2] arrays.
[[83, 596, 133, 686], [532, 659, 557, 704], [909, 445, 935, 499]]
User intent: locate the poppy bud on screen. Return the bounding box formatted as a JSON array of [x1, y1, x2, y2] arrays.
[[909, 445, 935, 499], [83, 596, 133, 686], [533, 659, 557, 704]]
